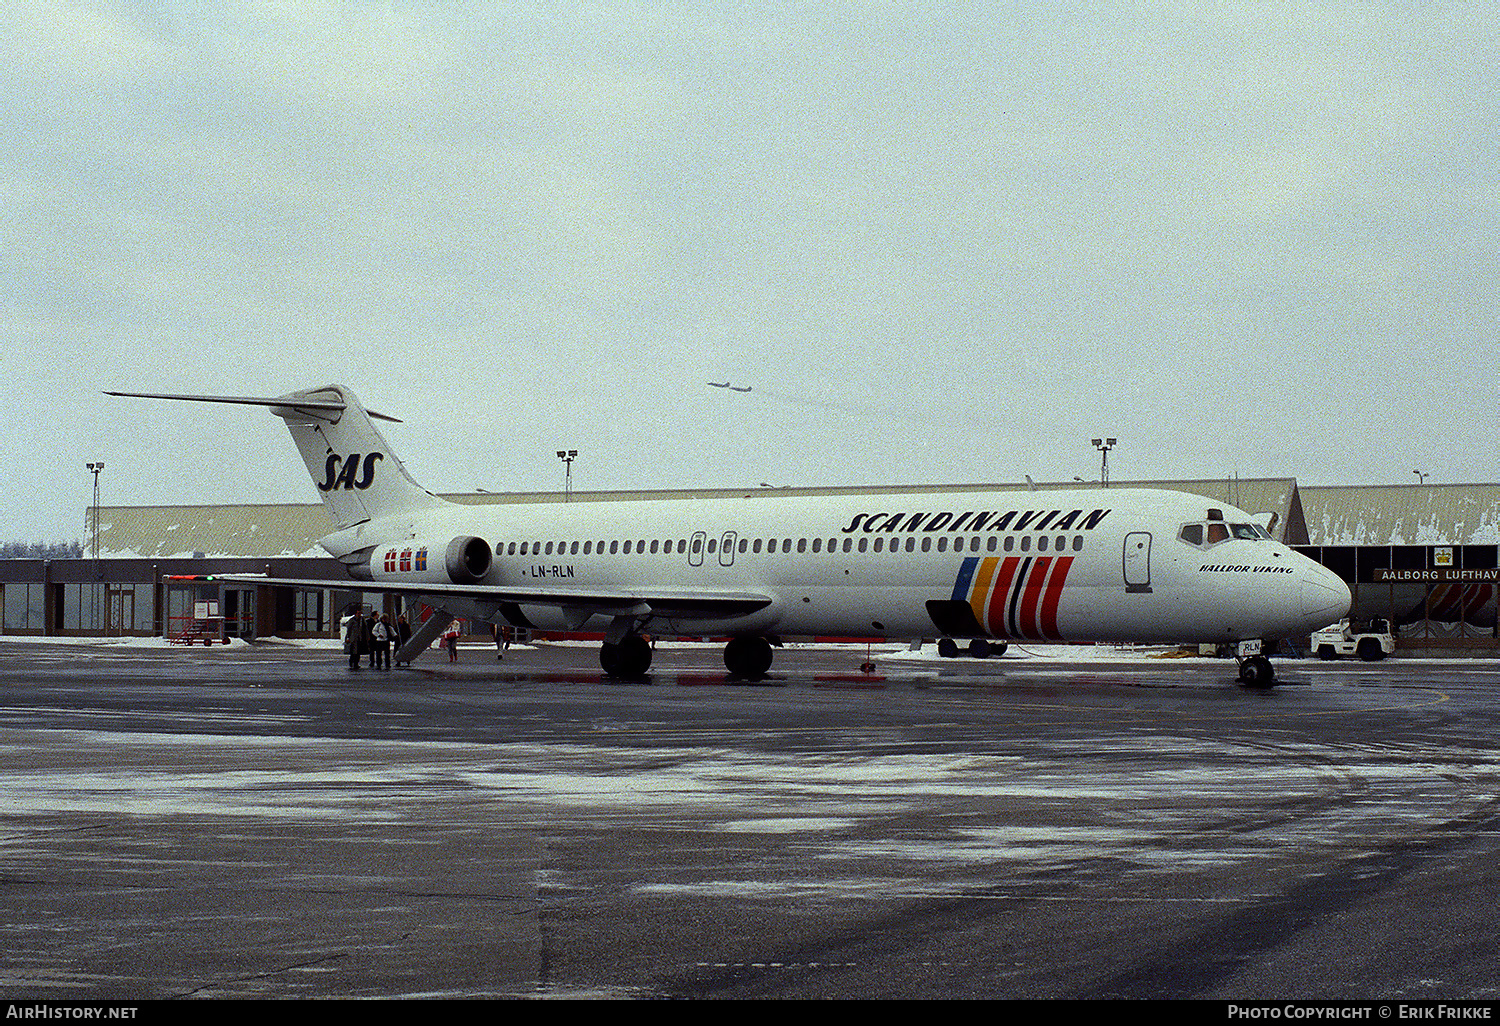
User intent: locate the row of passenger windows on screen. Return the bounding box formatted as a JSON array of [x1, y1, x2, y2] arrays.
[[499, 534, 1088, 557]]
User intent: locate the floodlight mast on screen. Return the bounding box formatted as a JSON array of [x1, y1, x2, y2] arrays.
[[1091, 438, 1116, 488]]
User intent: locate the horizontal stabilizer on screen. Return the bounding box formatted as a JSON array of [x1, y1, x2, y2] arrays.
[[103, 390, 403, 423]]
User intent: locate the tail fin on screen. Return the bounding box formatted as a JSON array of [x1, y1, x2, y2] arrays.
[[106, 384, 448, 529]]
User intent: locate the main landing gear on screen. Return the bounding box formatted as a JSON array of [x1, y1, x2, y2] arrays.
[[599, 634, 779, 680], [600, 633, 652, 677], [723, 636, 775, 679], [936, 638, 1008, 659]]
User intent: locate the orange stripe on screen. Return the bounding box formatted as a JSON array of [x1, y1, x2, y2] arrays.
[[968, 557, 1000, 626]]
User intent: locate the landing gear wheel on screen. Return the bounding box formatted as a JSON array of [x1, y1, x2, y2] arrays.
[[968, 638, 991, 659], [936, 638, 959, 658], [723, 636, 774, 679], [1238, 654, 1275, 688], [600, 634, 652, 678]]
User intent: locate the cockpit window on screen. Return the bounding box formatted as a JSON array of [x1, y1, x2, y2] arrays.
[[1180, 521, 1272, 548]]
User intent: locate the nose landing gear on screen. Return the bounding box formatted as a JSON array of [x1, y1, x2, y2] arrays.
[[1237, 654, 1276, 688]]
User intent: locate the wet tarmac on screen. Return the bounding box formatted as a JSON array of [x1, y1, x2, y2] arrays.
[[1, 639, 1498, 999]]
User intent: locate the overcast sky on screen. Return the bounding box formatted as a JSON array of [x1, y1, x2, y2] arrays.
[[3, 2, 1495, 540]]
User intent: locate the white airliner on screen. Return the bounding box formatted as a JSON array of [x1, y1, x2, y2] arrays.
[[110, 384, 1350, 686]]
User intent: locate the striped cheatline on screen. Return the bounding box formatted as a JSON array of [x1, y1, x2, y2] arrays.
[[951, 555, 1075, 641]]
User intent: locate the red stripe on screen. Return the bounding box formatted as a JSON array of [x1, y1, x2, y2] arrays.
[[1040, 556, 1074, 640], [986, 557, 1022, 637], [1017, 557, 1051, 640]]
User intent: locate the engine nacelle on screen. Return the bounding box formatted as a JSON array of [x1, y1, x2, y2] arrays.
[[370, 536, 493, 584]]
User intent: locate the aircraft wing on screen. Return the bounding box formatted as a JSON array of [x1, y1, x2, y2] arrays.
[[214, 574, 773, 620]]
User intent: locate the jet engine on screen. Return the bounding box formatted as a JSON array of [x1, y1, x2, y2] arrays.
[[367, 536, 493, 584]]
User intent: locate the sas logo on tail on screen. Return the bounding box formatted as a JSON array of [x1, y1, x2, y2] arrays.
[[318, 452, 384, 491]]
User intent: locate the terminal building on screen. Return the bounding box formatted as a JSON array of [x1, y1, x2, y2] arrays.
[[4, 479, 1496, 652]]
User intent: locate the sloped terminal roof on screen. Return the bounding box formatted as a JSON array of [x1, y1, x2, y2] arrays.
[[91, 478, 1309, 559], [1298, 484, 1500, 545]]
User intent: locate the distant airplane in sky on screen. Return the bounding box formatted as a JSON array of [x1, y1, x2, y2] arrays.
[[707, 381, 752, 392]]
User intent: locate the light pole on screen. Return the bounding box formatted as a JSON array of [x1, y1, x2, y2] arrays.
[[556, 450, 576, 501], [87, 461, 103, 631], [1091, 438, 1116, 488], [1413, 470, 1429, 485]]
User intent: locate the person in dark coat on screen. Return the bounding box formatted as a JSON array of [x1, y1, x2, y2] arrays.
[[395, 614, 412, 666], [364, 612, 379, 668], [346, 610, 365, 669]]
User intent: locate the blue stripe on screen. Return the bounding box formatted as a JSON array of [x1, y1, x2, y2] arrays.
[[951, 556, 979, 601]]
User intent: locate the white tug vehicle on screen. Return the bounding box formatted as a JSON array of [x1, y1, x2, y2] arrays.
[[1312, 618, 1396, 662]]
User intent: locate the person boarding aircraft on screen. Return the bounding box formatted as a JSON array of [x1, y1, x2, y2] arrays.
[[108, 385, 1350, 686]]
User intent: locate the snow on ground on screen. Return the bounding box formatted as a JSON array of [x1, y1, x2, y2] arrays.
[[1, 634, 1489, 664]]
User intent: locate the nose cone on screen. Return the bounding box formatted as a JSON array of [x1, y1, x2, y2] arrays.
[[1300, 567, 1351, 632]]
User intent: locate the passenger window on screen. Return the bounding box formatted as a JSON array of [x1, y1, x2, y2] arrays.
[[858, 538, 868, 552], [812, 538, 822, 553], [937, 537, 947, 552], [873, 538, 883, 552], [1004, 536, 1014, 552], [842, 538, 853, 553], [1072, 536, 1083, 551], [797, 539, 807, 553], [1020, 536, 1031, 552], [987, 537, 998, 552], [920, 537, 931, 552], [610, 540, 619, 554], [1038, 536, 1048, 552]]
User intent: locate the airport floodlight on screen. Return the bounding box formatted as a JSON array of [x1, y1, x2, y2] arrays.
[[86, 462, 105, 628], [556, 449, 577, 501], [1413, 470, 1429, 485], [1091, 437, 1116, 488]]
